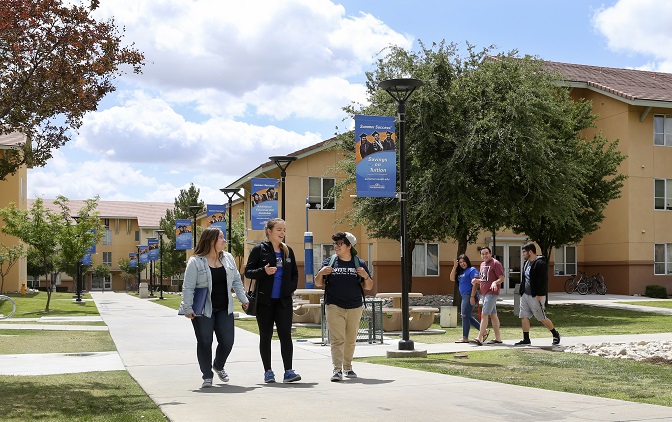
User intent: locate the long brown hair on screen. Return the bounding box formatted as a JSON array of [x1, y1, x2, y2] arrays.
[[265, 218, 289, 256], [194, 227, 223, 259]]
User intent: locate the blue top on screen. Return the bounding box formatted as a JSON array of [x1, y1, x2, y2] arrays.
[[458, 267, 479, 297], [271, 251, 283, 298]]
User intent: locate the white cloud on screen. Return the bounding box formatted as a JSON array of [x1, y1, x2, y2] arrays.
[[593, 0, 672, 71]]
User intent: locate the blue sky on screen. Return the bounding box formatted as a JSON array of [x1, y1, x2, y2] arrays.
[[27, 0, 672, 205]]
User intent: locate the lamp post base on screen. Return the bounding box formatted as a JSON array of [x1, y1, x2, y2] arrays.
[[398, 339, 415, 350], [386, 348, 427, 359]]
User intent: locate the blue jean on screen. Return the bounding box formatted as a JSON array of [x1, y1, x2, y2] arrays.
[[191, 309, 234, 379], [461, 295, 480, 339]]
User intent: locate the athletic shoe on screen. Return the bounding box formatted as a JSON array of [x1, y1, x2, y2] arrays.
[[344, 370, 357, 378], [552, 332, 561, 345], [201, 378, 212, 388], [283, 369, 301, 383], [264, 370, 276, 383], [330, 370, 343, 382], [214, 367, 229, 383], [514, 339, 531, 346]]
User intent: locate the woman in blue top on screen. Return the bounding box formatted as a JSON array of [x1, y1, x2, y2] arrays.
[[450, 254, 481, 343]]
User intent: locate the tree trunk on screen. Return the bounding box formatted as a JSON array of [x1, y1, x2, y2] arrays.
[[44, 270, 51, 312]]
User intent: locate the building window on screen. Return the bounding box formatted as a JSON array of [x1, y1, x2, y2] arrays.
[[654, 115, 672, 146], [654, 243, 672, 275], [412, 243, 439, 276], [554, 245, 577, 276], [135, 230, 140, 242], [102, 229, 113, 245], [103, 252, 112, 267], [654, 179, 672, 210], [313, 243, 336, 275], [308, 177, 335, 210]]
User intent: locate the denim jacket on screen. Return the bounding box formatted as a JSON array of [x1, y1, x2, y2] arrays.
[[181, 252, 248, 318]]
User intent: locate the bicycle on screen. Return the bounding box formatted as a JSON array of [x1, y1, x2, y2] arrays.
[[0, 294, 17, 319], [577, 273, 607, 295], [564, 271, 588, 294]]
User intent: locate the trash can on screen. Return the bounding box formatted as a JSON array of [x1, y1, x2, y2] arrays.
[[513, 283, 520, 317], [440, 306, 458, 328]]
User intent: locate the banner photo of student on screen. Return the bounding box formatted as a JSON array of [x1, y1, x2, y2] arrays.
[[129, 252, 137, 268], [148, 238, 159, 261], [175, 219, 193, 250], [250, 178, 278, 230], [207, 204, 227, 239], [355, 115, 397, 197], [138, 245, 149, 264]]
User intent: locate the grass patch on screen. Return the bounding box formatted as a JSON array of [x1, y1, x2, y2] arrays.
[[619, 300, 672, 310], [0, 321, 106, 326], [0, 371, 166, 421], [0, 330, 116, 354], [1, 292, 100, 318], [359, 349, 672, 407]]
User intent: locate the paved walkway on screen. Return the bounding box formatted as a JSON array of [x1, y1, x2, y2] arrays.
[[1, 292, 671, 421]]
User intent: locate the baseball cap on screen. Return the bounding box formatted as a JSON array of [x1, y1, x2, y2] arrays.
[[344, 232, 358, 256]]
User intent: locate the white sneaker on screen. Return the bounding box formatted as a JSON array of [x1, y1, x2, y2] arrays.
[[214, 368, 229, 383], [201, 378, 213, 388]]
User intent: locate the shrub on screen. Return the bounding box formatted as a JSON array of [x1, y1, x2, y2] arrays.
[[645, 285, 668, 299]]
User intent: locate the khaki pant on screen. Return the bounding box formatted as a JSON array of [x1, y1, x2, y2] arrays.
[[325, 304, 363, 372]]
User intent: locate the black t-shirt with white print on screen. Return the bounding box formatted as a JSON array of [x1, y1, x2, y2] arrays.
[[322, 256, 370, 309]]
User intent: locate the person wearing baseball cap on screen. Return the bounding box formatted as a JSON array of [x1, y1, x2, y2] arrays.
[[315, 231, 373, 382]]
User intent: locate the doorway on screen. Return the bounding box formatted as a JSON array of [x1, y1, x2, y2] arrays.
[[493, 242, 524, 294], [91, 276, 111, 291]]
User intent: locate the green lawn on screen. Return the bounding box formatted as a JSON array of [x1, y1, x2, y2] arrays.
[[0, 330, 116, 354], [1, 292, 100, 317], [359, 348, 672, 407]]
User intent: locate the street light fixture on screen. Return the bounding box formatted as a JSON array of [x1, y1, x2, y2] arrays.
[[156, 230, 165, 300], [378, 77, 423, 351], [188, 205, 202, 250], [219, 188, 242, 253], [71, 216, 84, 303], [269, 155, 297, 220]]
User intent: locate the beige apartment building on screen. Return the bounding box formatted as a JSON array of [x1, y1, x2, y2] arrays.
[[2, 60, 671, 296]]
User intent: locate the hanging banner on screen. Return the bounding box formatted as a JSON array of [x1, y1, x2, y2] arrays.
[[148, 238, 159, 261], [138, 245, 149, 264], [355, 115, 397, 198], [175, 219, 193, 250], [81, 254, 92, 266], [129, 252, 137, 268], [207, 204, 227, 239], [250, 178, 278, 230]]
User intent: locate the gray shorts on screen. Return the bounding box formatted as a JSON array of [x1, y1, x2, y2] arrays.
[[481, 294, 498, 315], [519, 293, 548, 321]]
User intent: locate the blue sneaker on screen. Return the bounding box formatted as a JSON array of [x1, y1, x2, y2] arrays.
[[264, 370, 275, 383], [283, 369, 301, 383], [344, 370, 357, 378]]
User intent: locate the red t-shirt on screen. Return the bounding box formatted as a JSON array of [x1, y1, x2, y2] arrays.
[[479, 258, 504, 296]]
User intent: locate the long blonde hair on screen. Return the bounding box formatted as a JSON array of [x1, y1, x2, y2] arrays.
[[265, 218, 289, 257]]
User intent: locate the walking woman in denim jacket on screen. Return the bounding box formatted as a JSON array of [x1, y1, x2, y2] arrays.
[[181, 227, 249, 388], [244, 218, 301, 384]]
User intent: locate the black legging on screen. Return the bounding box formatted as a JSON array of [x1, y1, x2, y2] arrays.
[[256, 298, 293, 371]]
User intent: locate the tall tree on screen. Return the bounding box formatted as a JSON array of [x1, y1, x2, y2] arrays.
[[230, 209, 246, 269], [0, 243, 24, 293], [117, 258, 146, 290], [0, 0, 144, 179], [333, 41, 624, 300]]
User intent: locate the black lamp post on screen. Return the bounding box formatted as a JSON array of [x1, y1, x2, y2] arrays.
[[378, 78, 423, 351], [71, 216, 84, 303], [156, 230, 165, 300], [269, 156, 297, 220], [219, 188, 241, 253], [188, 205, 202, 250], [136, 244, 142, 292]]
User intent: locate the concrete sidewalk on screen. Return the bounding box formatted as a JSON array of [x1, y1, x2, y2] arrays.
[[2, 292, 671, 421], [87, 291, 672, 422]]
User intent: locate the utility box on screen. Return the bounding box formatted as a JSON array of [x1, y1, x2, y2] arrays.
[[139, 282, 149, 299], [440, 306, 458, 328]]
